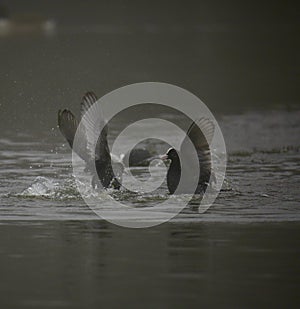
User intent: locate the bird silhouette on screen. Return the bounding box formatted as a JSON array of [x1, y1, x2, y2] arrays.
[[161, 118, 215, 194], [58, 91, 122, 189]]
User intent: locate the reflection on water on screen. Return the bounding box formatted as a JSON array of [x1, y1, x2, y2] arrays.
[[0, 221, 299, 308]]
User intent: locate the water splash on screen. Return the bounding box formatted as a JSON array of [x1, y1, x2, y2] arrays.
[[19, 176, 81, 200]]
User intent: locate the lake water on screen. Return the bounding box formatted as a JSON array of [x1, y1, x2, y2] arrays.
[[1, 19, 300, 307], [1, 110, 300, 222], [0, 109, 299, 307]]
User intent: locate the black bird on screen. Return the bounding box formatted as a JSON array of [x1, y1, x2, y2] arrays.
[[58, 92, 122, 189], [161, 118, 215, 195]]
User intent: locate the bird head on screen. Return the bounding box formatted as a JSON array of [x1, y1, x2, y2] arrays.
[[160, 148, 179, 161]]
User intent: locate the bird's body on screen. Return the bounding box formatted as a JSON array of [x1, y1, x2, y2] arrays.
[[165, 148, 181, 194], [162, 118, 215, 195]]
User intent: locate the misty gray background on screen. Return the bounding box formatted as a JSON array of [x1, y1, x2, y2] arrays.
[[1, 0, 299, 132]]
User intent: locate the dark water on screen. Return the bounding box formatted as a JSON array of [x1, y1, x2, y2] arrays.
[[1, 5, 300, 306], [0, 221, 299, 308], [1, 110, 299, 307]]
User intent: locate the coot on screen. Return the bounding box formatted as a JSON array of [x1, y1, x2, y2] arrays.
[[58, 92, 122, 189], [161, 118, 215, 194]]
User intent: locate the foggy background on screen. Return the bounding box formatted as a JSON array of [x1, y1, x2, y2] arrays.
[[0, 0, 299, 131]]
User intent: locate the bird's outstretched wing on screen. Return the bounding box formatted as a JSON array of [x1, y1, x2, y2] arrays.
[[57, 91, 103, 163], [180, 118, 215, 188], [80, 92, 123, 188], [58, 109, 77, 148], [182, 118, 215, 150], [80, 91, 98, 117], [58, 91, 123, 189], [58, 109, 89, 162], [79, 92, 110, 162]]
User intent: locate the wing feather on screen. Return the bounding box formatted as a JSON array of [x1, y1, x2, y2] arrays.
[[180, 118, 215, 188], [58, 109, 89, 162]]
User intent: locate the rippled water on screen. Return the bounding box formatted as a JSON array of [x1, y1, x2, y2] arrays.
[[0, 220, 299, 308], [1, 110, 299, 222]]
